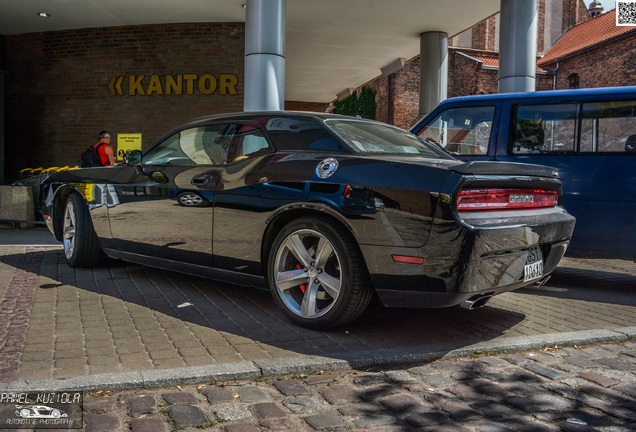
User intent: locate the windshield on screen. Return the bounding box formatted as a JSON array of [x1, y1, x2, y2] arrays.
[[325, 119, 451, 158]]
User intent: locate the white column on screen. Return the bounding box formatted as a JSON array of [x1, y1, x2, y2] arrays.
[[419, 31, 448, 118], [244, 0, 286, 111], [499, 0, 538, 93]]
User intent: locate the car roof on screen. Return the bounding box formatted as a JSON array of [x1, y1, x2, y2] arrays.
[[180, 111, 370, 128], [436, 85, 636, 106]]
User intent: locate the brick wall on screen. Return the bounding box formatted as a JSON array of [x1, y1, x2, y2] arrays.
[[541, 34, 636, 90], [5, 23, 245, 181]]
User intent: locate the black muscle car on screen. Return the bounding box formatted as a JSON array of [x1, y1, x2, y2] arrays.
[[40, 112, 576, 329]]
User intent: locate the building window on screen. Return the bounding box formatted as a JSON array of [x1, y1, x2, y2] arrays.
[[568, 73, 579, 89]]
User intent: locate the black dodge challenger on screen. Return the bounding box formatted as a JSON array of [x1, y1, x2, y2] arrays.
[[40, 112, 575, 329]]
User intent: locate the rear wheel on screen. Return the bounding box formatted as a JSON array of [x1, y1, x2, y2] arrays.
[[268, 216, 372, 329], [62, 193, 104, 267]]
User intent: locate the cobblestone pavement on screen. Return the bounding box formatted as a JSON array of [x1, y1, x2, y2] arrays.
[[0, 228, 634, 430], [15, 341, 636, 431]]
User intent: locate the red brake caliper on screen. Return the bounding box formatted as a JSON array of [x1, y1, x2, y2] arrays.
[[295, 264, 307, 293]]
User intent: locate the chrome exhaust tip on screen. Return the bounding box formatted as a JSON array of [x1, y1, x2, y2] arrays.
[[460, 294, 493, 310]]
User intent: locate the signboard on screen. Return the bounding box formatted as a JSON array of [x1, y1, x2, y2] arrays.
[[116, 134, 142, 161]]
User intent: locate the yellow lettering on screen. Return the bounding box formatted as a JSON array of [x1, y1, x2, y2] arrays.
[[165, 75, 182, 95], [183, 75, 197, 95], [146, 75, 164, 95], [220, 74, 238, 95], [199, 74, 217, 95], [129, 75, 145, 95]]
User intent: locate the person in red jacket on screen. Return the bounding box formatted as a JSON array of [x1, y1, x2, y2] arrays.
[[94, 130, 116, 166]]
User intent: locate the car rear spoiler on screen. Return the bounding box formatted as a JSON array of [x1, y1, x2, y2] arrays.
[[451, 161, 559, 178]]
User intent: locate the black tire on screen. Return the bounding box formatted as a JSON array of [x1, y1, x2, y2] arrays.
[[268, 216, 372, 329], [62, 193, 104, 267]]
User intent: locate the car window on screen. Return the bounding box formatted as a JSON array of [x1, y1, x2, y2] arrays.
[[265, 117, 348, 152], [143, 124, 237, 165], [512, 104, 577, 154], [414, 106, 494, 156], [226, 124, 273, 163], [326, 119, 451, 158], [581, 100, 636, 153]]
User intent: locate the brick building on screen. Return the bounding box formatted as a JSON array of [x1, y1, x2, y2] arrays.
[[358, 0, 635, 131], [538, 8, 636, 89], [3, 23, 327, 182]]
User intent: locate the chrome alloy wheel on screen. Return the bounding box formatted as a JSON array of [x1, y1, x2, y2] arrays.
[[178, 192, 204, 206], [273, 228, 342, 319], [62, 199, 77, 260]]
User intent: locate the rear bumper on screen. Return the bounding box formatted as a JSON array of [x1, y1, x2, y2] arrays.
[[361, 208, 575, 309]]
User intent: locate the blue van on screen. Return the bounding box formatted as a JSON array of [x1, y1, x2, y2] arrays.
[[410, 86, 636, 260]]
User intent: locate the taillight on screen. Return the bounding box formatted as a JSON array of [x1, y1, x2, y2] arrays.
[[457, 188, 558, 212]]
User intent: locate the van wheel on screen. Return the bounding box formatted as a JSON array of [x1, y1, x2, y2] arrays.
[[62, 193, 104, 267], [268, 216, 372, 329]]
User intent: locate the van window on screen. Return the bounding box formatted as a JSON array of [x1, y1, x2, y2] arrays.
[[512, 104, 577, 154], [415, 106, 495, 156], [580, 100, 636, 153]]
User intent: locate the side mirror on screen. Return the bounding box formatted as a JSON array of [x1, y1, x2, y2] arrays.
[[125, 150, 142, 165]]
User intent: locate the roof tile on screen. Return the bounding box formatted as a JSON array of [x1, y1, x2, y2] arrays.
[[538, 9, 634, 66]]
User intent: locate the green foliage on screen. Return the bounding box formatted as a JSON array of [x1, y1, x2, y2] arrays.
[[334, 86, 376, 120]]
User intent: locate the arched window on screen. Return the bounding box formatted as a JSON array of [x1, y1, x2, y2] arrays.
[[568, 73, 579, 89]]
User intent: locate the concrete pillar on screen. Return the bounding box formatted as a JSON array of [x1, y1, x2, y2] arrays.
[[419, 31, 448, 118], [499, 0, 538, 93], [244, 0, 286, 111]]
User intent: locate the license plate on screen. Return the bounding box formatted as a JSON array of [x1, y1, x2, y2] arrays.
[[524, 246, 544, 282]]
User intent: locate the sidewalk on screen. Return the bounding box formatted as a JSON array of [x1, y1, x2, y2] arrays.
[[0, 227, 634, 430]]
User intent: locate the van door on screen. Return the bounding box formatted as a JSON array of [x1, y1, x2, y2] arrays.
[[499, 99, 636, 259]]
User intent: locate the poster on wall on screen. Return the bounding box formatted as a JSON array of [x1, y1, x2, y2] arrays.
[[116, 134, 142, 161]]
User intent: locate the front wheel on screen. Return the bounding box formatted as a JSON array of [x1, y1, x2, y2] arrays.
[[268, 217, 372, 329], [62, 193, 104, 267]]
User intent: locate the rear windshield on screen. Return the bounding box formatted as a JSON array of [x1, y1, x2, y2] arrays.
[[325, 119, 451, 158]]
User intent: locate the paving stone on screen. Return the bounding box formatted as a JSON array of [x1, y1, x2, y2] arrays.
[[579, 371, 621, 387], [405, 411, 451, 427], [82, 395, 118, 412], [354, 413, 397, 428], [384, 369, 417, 383], [235, 385, 271, 402], [595, 357, 635, 371], [525, 363, 565, 380], [379, 393, 429, 416], [84, 413, 121, 432], [272, 379, 311, 395], [320, 384, 362, 404], [225, 423, 262, 432], [202, 386, 236, 404], [168, 405, 210, 428], [615, 383, 636, 398], [281, 396, 325, 414], [126, 395, 158, 416], [130, 418, 170, 432], [420, 374, 456, 388], [162, 391, 199, 405], [353, 373, 386, 386], [213, 403, 253, 422], [250, 401, 287, 420], [303, 411, 347, 430]]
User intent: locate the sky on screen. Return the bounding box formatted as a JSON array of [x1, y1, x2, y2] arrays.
[[599, 0, 616, 11]]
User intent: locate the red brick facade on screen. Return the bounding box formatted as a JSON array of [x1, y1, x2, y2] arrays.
[[6, 23, 246, 181], [542, 33, 636, 89]]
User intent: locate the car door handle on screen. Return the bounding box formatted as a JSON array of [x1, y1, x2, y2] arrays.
[[191, 175, 214, 185]]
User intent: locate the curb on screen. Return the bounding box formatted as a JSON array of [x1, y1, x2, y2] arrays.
[[6, 327, 635, 392]]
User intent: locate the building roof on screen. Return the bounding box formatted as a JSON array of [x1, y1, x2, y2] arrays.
[[456, 51, 546, 72], [538, 9, 635, 67]]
